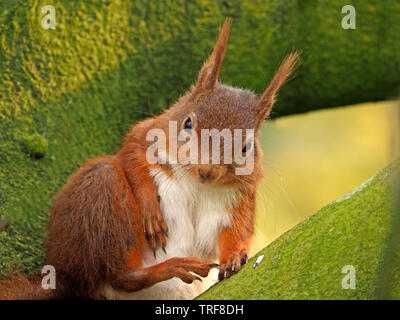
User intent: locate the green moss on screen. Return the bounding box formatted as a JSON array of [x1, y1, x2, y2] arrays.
[[21, 134, 48, 158], [1, 1, 399, 119], [198, 159, 400, 300]]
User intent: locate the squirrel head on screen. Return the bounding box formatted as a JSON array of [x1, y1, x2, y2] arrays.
[[149, 19, 299, 187]]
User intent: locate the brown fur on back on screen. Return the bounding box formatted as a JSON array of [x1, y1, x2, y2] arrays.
[[44, 156, 145, 299]]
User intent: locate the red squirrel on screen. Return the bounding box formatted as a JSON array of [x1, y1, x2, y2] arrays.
[[0, 19, 298, 300]]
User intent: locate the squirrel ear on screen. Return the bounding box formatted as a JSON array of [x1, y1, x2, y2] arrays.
[[194, 19, 231, 93], [256, 52, 299, 122]]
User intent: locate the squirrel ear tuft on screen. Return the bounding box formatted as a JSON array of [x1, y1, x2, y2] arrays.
[[257, 51, 300, 122], [194, 19, 231, 93]]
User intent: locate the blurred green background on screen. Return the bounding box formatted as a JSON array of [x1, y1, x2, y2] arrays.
[[253, 100, 399, 252], [0, 0, 399, 296]]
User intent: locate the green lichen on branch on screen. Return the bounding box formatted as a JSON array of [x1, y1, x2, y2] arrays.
[[199, 159, 400, 300]]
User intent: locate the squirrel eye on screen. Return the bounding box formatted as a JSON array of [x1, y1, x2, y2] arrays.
[[184, 117, 192, 130], [242, 141, 252, 154]]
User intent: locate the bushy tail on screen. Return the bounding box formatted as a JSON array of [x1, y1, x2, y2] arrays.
[[0, 273, 71, 300]]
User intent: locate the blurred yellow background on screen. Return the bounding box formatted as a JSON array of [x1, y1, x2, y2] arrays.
[[253, 100, 400, 252]]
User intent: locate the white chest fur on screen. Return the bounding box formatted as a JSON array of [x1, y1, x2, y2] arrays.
[[151, 167, 238, 260], [99, 167, 239, 300]]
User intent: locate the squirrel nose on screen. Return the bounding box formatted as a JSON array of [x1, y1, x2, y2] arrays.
[[199, 170, 211, 180], [198, 167, 215, 181]]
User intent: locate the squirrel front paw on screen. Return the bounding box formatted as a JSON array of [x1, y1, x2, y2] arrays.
[[218, 249, 248, 281], [166, 257, 220, 284], [142, 197, 169, 254]]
